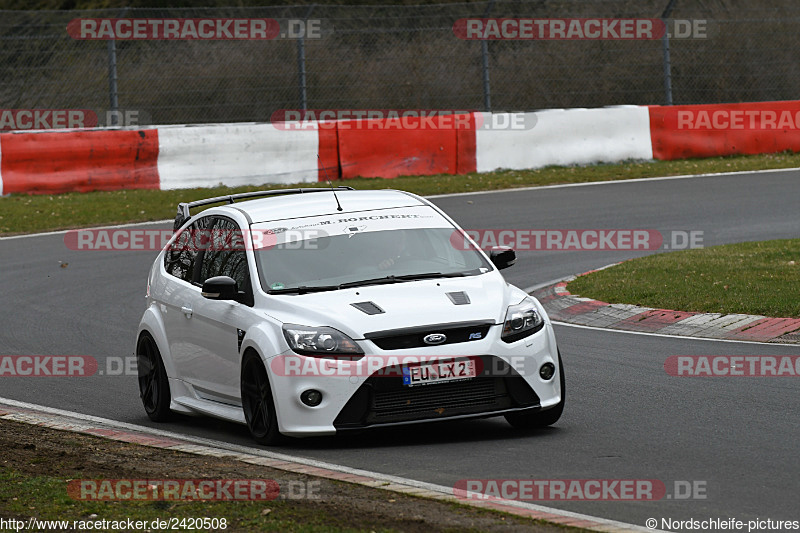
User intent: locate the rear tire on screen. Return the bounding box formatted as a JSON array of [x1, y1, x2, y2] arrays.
[[505, 351, 565, 429], [241, 351, 284, 445], [136, 332, 173, 422]]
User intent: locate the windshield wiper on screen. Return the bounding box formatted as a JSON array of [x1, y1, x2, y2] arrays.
[[269, 271, 473, 294], [337, 271, 467, 290], [395, 271, 467, 281], [267, 285, 340, 295]]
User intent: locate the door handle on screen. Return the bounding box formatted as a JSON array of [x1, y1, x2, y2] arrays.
[[180, 305, 193, 318]]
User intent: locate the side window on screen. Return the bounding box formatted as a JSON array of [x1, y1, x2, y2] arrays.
[[199, 217, 250, 292], [163, 216, 214, 283]]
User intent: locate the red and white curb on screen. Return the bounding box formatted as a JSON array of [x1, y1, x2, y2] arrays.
[[0, 397, 662, 533], [533, 272, 800, 344]]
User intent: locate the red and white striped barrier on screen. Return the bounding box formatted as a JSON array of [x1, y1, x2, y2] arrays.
[[156, 123, 320, 190], [475, 106, 653, 172], [649, 100, 800, 160], [0, 129, 159, 195], [2, 100, 800, 195]]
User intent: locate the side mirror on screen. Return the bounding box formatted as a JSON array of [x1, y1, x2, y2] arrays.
[[201, 276, 240, 301], [489, 247, 516, 270]]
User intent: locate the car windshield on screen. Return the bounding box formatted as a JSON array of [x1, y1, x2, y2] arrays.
[[253, 226, 492, 293]]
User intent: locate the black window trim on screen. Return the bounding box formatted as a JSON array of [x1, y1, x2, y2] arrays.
[[195, 215, 255, 307]]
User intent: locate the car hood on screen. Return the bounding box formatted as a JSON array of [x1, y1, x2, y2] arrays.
[[263, 273, 524, 339]]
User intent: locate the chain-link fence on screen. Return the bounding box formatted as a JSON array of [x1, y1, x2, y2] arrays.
[[1, 0, 800, 127]]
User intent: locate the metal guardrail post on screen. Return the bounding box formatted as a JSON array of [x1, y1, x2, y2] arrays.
[[661, 0, 677, 105], [107, 39, 119, 125], [481, 0, 495, 112], [106, 7, 128, 126], [298, 5, 316, 111]]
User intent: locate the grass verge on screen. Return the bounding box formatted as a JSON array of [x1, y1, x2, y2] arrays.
[[1, 151, 800, 236], [0, 418, 576, 533], [567, 239, 800, 318]]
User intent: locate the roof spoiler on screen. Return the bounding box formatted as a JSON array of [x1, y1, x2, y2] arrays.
[[173, 186, 355, 231]]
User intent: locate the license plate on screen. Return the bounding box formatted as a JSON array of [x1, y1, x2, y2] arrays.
[[402, 359, 477, 387]]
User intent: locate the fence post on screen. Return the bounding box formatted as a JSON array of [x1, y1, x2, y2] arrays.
[[661, 0, 677, 105], [481, 0, 495, 112], [107, 39, 119, 125], [106, 7, 128, 126], [298, 5, 316, 111]]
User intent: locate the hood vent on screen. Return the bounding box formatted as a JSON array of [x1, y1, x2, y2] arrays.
[[351, 301, 385, 315], [446, 291, 471, 305]]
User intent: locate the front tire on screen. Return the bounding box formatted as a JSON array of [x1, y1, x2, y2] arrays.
[[505, 351, 565, 429], [241, 350, 283, 445], [136, 332, 173, 422]]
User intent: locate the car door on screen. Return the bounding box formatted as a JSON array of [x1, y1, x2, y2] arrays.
[[187, 216, 255, 402], [160, 215, 212, 392]]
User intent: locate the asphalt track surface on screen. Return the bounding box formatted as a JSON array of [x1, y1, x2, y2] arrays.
[[2, 170, 799, 527]]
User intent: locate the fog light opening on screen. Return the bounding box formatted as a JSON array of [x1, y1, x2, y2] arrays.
[[539, 363, 555, 381], [300, 389, 323, 407]]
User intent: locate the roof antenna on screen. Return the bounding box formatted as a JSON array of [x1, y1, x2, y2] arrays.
[[318, 154, 343, 211]]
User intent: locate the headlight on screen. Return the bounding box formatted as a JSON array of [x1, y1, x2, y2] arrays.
[[282, 324, 364, 359], [501, 298, 544, 343]]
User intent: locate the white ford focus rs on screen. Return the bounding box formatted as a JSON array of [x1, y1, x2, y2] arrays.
[[136, 187, 564, 445]]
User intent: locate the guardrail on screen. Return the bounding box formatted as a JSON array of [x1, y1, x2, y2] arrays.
[[2, 100, 800, 195]]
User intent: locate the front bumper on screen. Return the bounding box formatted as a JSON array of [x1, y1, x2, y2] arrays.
[[333, 355, 541, 429], [265, 322, 561, 437]]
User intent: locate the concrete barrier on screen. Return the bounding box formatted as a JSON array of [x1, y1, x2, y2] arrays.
[[3, 101, 800, 195], [649, 100, 800, 159], [475, 107, 653, 173], [156, 123, 320, 190], [336, 116, 462, 179], [0, 129, 159, 195]]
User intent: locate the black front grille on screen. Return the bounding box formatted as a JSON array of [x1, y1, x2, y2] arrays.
[[333, 355, 540, 429], [365, 320, 494, 350], [373, 379, 498, 419]]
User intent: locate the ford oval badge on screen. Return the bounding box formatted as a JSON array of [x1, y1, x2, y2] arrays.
[[423, 333, 447, 345]]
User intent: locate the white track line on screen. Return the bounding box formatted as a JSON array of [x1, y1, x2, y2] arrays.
[[4, 166, 800, 241], [426, 166, 800, 199], [523, 263, 620, 294], [526, 272, 800, 347], [551, 321, 800, 347], [0, 219, 172, 241], [0, 396, 662, 533], [1, 167, 795, 529]]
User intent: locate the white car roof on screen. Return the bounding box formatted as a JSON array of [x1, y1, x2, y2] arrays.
[[228, 189, 427, 224]]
